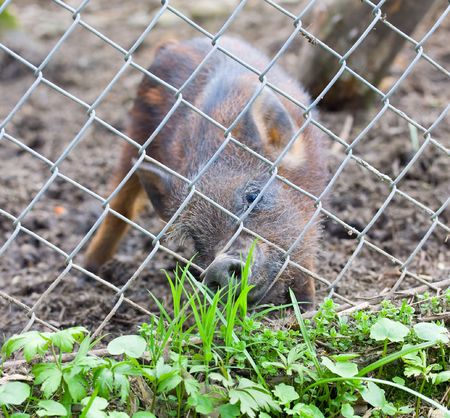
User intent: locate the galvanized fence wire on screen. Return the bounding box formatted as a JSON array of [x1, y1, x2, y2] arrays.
[[0, 0, 449, 338]]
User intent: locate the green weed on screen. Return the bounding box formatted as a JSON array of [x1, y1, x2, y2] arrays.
[[0, 254, 449, 417]]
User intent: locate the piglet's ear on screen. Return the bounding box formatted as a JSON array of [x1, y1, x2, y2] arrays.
[[253, 89, 297, 148], [136, 162, 173, 221]]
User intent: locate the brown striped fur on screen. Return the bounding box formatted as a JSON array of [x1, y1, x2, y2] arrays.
[[85, 37, 327, 308]]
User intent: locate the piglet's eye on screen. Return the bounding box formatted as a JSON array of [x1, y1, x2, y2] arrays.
[[245, 191, 259, 204]]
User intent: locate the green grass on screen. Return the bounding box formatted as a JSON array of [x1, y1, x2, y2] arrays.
[[0, 256, 449, 417]]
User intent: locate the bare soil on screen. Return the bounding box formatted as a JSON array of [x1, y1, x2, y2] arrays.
[[0, 0, 448, 343]]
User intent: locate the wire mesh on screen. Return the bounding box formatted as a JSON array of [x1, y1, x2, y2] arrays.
[[0, 0, 448, 341]]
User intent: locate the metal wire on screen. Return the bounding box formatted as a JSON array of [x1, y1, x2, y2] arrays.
[[0, 0, 448, 339]]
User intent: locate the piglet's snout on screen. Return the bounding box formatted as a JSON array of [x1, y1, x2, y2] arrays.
[[202, 255, 245, 292]]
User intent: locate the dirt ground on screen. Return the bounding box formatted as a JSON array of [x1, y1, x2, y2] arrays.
[[0, 0, 448, 343]]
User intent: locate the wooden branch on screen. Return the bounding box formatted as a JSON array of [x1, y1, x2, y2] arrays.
[[1, 349, 110, 372], [394, 278, 450, 297]]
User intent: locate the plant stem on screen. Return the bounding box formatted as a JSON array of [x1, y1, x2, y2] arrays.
[[177, 385, 183, 418], [151, 384, 157, 412], [80, 385, 99, 418], [358, 341, 435, 377], [415, 377, 426, 418], [440, 344, 447, 370], [377, 339, 388, 378], [2, 404, 10, 418], [51, 345, 61, 370]]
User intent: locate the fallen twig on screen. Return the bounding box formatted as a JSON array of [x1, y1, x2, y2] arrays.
[[0, 373, 33, 384], [1, 348, 110, 372]]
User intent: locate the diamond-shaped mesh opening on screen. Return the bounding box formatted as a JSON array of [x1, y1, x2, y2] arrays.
[[54, 120, 119, 196], [87, 66, 142, 132], [394, 140, 449, 212], [364, 192, 438, 261], [0, 297, 30, 344], [327, 244, 402, 301], [388, 54, 449, 128], [1, 1, 74, 64], [0, 63, 36, 120], [79, 208, 178, 284], [17, 176, 101, 254], [0, 295, 53, 345], [324, 157, 393, 231], [0, 137, 52, 219], [29, 267, 145, 334], [36, 25, 127, 104], [0, 229, 67, 302], [4, 81, 90, 162], [78, 0, 162, 48], [403, 224, 449, 281]]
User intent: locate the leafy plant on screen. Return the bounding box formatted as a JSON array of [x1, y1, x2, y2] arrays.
[[0, 253, 449, 417]]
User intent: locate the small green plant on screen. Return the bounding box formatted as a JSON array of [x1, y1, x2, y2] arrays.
[[0, 254, 449, 417]]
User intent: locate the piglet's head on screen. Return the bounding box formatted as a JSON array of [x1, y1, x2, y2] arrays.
[[137, 90, 324, 309]]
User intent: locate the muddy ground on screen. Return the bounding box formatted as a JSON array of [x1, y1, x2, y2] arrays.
[[0, 0, 448, 343]]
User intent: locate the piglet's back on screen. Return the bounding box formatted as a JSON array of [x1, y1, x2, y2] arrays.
[[128, 36, 325, 196]]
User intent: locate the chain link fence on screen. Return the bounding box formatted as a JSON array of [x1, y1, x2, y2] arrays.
[[0, 0, 449, 341]]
